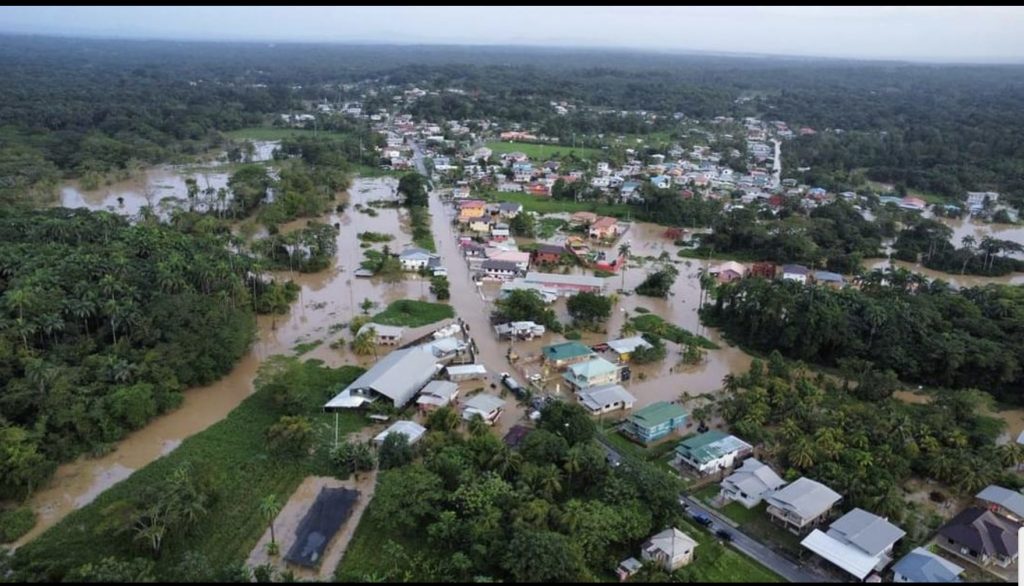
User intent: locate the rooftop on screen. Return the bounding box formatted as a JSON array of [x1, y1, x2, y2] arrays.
[[577, 384, 637, 412], [975, 484, 1024, 518], [826, 508, 905, 557], [675, 430, 752, 465], [373, 420, 427, 445], [606, 336, 653, 355], [937, 507, 1018, 558], [542, 341, 596, 362], [766, 477, 842, 519], [629, 401, 688, 428], [891, 547, 963, 583], [566, 357, 618, 379]]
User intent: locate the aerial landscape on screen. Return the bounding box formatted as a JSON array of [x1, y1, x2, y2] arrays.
[[2, 5, 1024, 583]]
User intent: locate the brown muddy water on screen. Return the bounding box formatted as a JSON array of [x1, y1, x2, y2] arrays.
[[59, 167, 232, 217], [13, 177, 426, 548]]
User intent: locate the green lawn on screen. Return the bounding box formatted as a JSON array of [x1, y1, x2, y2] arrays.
[[735, 510, 805, 558], [370, 299, 454, 328], [11, 359, 367, 581], [485, 140, 602, 160], [479, 190, 632, 217], [675, 517, 783, 582], [223, 126, 352, 141], [631, 314, 719, 349]]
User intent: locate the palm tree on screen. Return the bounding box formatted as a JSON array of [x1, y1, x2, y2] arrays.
[[467, 414, 488, 437], [563, 446, 583, 489], [259, 494, 282, 548], [788, 437, 815, 470], [536, 465, 563, 500], [351, 328, 378, 357], [959, 235, 976, 274], [618, 243, 631, 290], [998, 443, 1023, 469]]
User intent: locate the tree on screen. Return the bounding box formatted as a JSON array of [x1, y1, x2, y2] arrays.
[[494, 289, 559, 329], [259, 494, 281, 548], [635, 265, 678, 298], [566, 291, 612, 329], [508, 212, 536, 238], [618, 243, 631, 290], [371, 465, 445, 532], [351, 328, 378, 357], [429, 276, 450, 301], [537, 401, 596, 446], [426, 406, 460, 433], [65, 556, 156, 583], [501, 529, 585, 582], [379, 432, 414, 470], [360, 298, 377, 315], [266, 415, 314, 456]]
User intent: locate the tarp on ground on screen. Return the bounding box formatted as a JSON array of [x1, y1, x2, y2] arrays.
[[283, 486, 360, 568]]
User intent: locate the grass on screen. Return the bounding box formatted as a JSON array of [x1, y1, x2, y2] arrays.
[[673, 517, 783, 582], [357, 231, 394, 243], [292, 339, 323, 356], [0, 507, 36, 543], [734, 511, 805, 558], [370, 299, 454, 328], [11, 359, 367, 581], [408, 206, 436, 252], [485, 140, 602, 160], [536, 217, 567, 239], [631, 314, 719, 349], [863, 176, 950, 205], [223, 126, 352, 141], [479, 190, 631, 217]]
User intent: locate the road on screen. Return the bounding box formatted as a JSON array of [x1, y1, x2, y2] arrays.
[[598, 438, 836, 583], [771, 138, 782, 189]]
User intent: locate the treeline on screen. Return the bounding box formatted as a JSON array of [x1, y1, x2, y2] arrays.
[[721, 356, 1016, 527], [893, 217, 1024, 276], [0, 208, 297, 500], [702, 268, 1024, 403], [697, 200, 884, 273]]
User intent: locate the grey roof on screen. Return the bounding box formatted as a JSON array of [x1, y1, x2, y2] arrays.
[[482, 259, 520, 272], [464, 393, 505, 413], [781, 264, 810, 275], [937, 507, 1018, 558], [524, 271, 605, 288], [826, 508, 906, 557], [373, 420, 426, 445], [399, 247, 436, 261], [331, 348, 437, 408], [891, 547, 963, 583], [813, 270, 845, 283], [577, 384, 636, 412], [416, 380, 459, 405], [643, 527, 698, 558], [976, 485, 1024, 518], [722, 458, 786, 496], [358, 323, 405, 339], [766, 477, 842, 519], [606, 336, 653, 355]]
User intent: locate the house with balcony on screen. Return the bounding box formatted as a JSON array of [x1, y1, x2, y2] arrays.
[[623, 401, 688, 444], [542, 341, 597, 370], [674, 430, 753, 475], [576, 383, 636, 415], [562, 357, 619, 390], [720, 458, 786, 509], [801, 508, 906, 581], [765, 477, 842, 534]]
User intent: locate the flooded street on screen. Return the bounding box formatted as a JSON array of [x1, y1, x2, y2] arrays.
[[13, 176, 421, 548]]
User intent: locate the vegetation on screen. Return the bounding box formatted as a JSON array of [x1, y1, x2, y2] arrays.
[[370, 299, 455, 328], [10, 357, 366, 580], [566, 291, 613, 330], [0, 208, 308, 500], [630, 334, 668, 364], [485, 140, 601, 160], [635, 265, 679, 298], [0, 506, 36, 543], [493, 289, 561, 331], [630, 314, 718, 349], [429, 275, 451, 301], [720, 355, 1012, 522], [893, 217, 1024, 276], [252, 222, 338, 273], [356, 231, 394, 243], [703, 267, 1024, 403]]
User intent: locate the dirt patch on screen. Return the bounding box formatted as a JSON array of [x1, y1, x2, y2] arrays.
[[246, 471, 378, 580]]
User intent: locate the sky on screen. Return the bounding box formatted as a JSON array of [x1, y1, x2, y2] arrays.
[[1, 6, 1023, 63]]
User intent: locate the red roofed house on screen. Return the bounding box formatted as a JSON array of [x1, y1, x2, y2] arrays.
[[589, 216, 619, 239]]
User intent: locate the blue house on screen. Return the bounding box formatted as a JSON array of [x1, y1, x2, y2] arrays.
[[650, 175, 672, 189], [623, 401, 688, 444]]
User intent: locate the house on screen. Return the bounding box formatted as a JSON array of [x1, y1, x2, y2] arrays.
[[373, 420, 427, 446], [490, 223, 510, 240], [399, 248, 438, 271], [497, 202, 523, 218], [523, 271, 605, 294], [499, 279, 559, 304], [461, 241, 487, 258], [589, 216, 620, 239], [357, 323, 405, 346], [488, 250, 531, 272], [576, 384, 637, 415], [801, 508, 906, 580], [606, 336, 654, 362], [469, 218, 493, 234], [616, 557, 643, 582], [513, 162, 534, 183], [937, 507, 1018, 568], [415, 380, 459, 412], [461, 393, 506, 424], [720, 458, 787, 509], [502, 425, 532, 449], [480, 259, 520, 280], [780, 264, 810, 284], [750, 262, 776, 279], [641, 528, 698, 572], [494, 321, 546, 340], [542, 341, 597, 370], [966, 191, 999, 213], [891, 547, 964, 583], [418, 336, 466, 362], [765, 477, 842, 534], [899, 196, 927, 212], [472, 146, 493, 161], [623, 401, 688, 444], [651, 175, 672, 190], [532, 244, 566, 265], [497, 181, 522, 192], [562, 357, 620, 390], [445, 363, 488, 382], [324, 348, 439, 409], [813, 270, 845, 288], [975, 485, 1024, 523], [674, 430, 753, 475], [570, 211, 599, 226], [708, 261, 748, 284], [458, 199, 487, 218]]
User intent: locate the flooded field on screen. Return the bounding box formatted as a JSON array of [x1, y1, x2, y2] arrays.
[[866, 258, 1024, 287], [58, 167, 232, 217], [14, 176, 424, 547]]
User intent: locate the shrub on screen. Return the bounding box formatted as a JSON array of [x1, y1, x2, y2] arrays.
[[0, 507, 36, 543]]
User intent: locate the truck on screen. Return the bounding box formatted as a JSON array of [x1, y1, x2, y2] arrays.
[[500, 372, 525, 398]]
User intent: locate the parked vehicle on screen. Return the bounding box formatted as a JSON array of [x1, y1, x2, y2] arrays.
[[692, 513, 713, 527], [715, 529, 732, 542], [501, 373, 525, 397]]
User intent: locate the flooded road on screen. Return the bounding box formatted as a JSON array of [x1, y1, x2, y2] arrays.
[[13, 176, 421, 548]]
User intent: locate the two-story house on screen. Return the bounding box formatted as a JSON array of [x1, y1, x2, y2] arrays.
[[562, 357, 619, 390], [765, 477, 842, 534], [801, 508, 906, 581], [720, 458, 786, 509], [541, 341, 597, 370], [674, 430, 753, 475], [623, 401, 688, 444]]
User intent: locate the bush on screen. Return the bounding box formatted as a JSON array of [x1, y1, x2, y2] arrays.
[[564, 330, 582, 340], [0, 507, 36, 543]]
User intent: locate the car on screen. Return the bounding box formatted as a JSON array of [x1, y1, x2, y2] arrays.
[[500, 372, 510, 379], [528, 373, 542, 383], [715, 529, 732, 542], [692, 513, 713, 527]]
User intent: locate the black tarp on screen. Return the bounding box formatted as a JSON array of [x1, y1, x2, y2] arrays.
[[284, 486, 360, 568]]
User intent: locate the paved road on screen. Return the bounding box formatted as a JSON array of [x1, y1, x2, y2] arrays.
[[771, 138, 782, 189], [680, 495, 838, 583], [598, 438, 837, 583]]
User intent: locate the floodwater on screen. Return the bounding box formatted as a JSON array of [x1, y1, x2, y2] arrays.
[[866, 258, 1024, 287], [935, 215, 1024, 259], [58, 167, 232, 217], [13, 176, 422, 548]]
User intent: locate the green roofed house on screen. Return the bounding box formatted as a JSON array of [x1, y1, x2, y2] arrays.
[[542, 341, 597, 370], [623, 401, 688, 444], [674, 430, 753, 475]]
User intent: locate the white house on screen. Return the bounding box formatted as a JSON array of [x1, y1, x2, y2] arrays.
[[674, 430, 753, 475], [641, 528, 698, 572], [373, 420, 427, 445], [575, 384, 636, 415], [720, 458, 787, 508], [780, 264, 810, 284], [801, 508, 906, 581], [462, 393, 506, 424], [399, 248, 439, 271]]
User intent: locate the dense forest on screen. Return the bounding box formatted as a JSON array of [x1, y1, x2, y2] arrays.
[[3, 35, 1024, 206], [0, 208, 297, 500], [702, 268, 1024, 403]]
